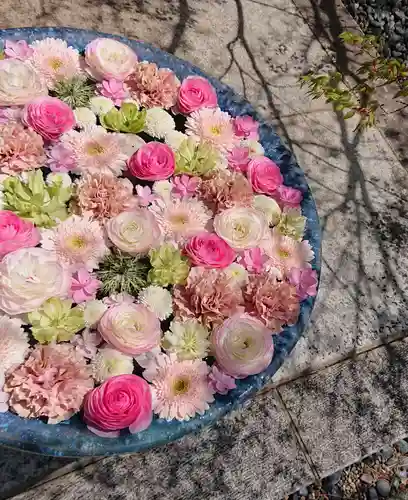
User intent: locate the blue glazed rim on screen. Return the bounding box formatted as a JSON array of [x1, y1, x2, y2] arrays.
[[0, 27, 321, 457]]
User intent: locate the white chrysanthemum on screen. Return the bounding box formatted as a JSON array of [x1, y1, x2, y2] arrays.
[[164, 130, 188, 151], [152, 180, 173, 202], [74, 107, 97, 129], [89, 96, 115, 115], [254, 194, 281, 226], [0, 315, 29, 374], [162, 319, 210, 361], [241, 138, 264, 157], [144, 108, 175, 139], [115, 133, 146, 157], [91, 346, 134, 383], [81, 300, 108, 327], [138, 285, 173, 320], [46, 172, 72, 188], [224, 263, 248, 287]]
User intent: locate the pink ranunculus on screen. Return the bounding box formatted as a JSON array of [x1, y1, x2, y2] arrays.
[[4, 40, 34, 61], [177, 76, 218, 114], [83, 374, 153, 438], [208, 364, 236, 395], [96, 79, 128, 106], [184, 233, 236, 269], [237, 247, 269, 273], [227, 146, 251, 173], [171, 175, 200, 198], [275, 184, 303, 208], [128, 142, 175, 181], [232, 115, 259, 140], [0, 210, 40, 259], [288, 267, 318, 300], [23, 97, 76, 142], [247, 156, 283, 195], [85, 38, 138, 81], [70, 268, 102, 303]]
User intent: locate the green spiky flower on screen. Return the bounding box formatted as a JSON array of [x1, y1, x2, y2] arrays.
[[275, 208, 306, 241], [52, 77, 95, 109], [175, 138, 219, 176], [148, 244, 191, 287], [96, 252, 150, 297], [100, 102, 146, 134]]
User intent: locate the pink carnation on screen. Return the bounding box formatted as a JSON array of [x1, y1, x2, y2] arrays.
[[247, 156, 283, 195], [232, 115, 259, 140], [208, 364, 236, 394], [275, 185, 303, 208], [4, 40, 34, 61], [227, 146, 251, 173], [237, 247, 269, 273], [46, 143, 76, 172], [184, 233, 235, 269], [288, 267, 318, 300], [96, 79, 128, 106], [171, 175, 200, 198], [23, 97, 76, 142], [0, 211, 40, 259], [70, 268, 102, 303], [128, 142, 175, 181], [177, 76, 217, 114]]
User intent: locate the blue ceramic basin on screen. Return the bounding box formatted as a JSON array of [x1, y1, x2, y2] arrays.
[[0, 27, 321, 457]]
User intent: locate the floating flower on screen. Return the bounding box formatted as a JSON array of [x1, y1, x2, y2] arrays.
[[144, 108, 175, 139], [213, 207, 267, 250], [224, 263, 248, 287], [164, 130, 188, 151], [85, 38, 138, 81], [74, 107, 97, 129], [134, 346, 161, 369], [128, 141, 175, 181], [103, 292, 135, 307], [91, 347, 134, 383], [253, 194, 281, 226], [232, 115, 259, 140], [46, 170, 72, 188], [138, 285, 173, 320], [115, 133, 146, 157], [237, 247, 269, 273], [175, 137, 219, 177], [288, 267, 318, 300], [82, 299, 108, 327], [46, 143, 76, 172], [4, 343, 93, 423], [125, 61, 180, 109], [185, 107, 236, 152], [0, 315, 29, 374], [70, 328, 102, 359], [275, 184, 303, 208], [184, 232, 235, 269], [143, 353, 214, 421], [152, 180, 173, 201], [41, 214, 109, 271], [162, 319, 210, 361], [70, 268, 102, 303], [227, 146, 251, 173], [0, 107, 23, 124], [0, 122, 45, 175], [100, 102, 146, 134], [89, 95, 115, 115], [241, 138, 264, 157], [171, 175, 200, 198], [208, 364, 236, 394], [98, 303, 161, 356], [28, 297, 85, 344], [0, 247, 71, 316], [0, 59, 48, 106], [96, 79, 128, 106], [23, 96, 76, 141], [28, 38, 83, 89], [244, 273, 300, 331], [247, 156, 283, 195], [173, 267, 244, 328], [275, 207, 306, 241], [106, 209, 162, 256], [177, 76, 218, 114], [74, 173, 137, 221], [148, 243, 191, 287], [0, 210, 40, 258], [4, 40, 33, 61], [262, 232, 314, 273], [83, 374, 152, 437], [211, 313, 274, 378], [53, 77, 95, 109]]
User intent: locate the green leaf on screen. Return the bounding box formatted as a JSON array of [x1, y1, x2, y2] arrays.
[[343, 110, 355, 119]]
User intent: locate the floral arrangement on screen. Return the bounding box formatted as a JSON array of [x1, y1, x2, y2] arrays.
[[0, 36, 318, 438]]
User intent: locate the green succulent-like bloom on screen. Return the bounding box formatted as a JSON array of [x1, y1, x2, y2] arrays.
[[175, 138, 219, 177], [100, 103, 146, 134], [96, 252, 150, 297], [275, 208, 306, 241], [148, 244, 191, 287], [2, 170, 72, 228], [52, 77, 96, 109], [0, 51, 5, 61], [28, 298, 85, 344]]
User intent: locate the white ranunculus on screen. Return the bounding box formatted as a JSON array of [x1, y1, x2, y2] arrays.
[[254, 194, 282, 226], [85, 38, 137, 81], [214, 207, 267, 250], [0, 59, 48, 106]]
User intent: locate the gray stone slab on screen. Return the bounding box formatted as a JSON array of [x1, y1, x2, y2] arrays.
[[280, 338, 408, 477], [10, 390, 315, 500]]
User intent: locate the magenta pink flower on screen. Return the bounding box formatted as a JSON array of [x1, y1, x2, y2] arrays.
[[227, 146, 250, 173], [96, 79, 128, 106], [247, 156, 283, 195], [23, 97, 76, 142], [83, 374, 153, 438], [136, 185, 157, 207], [128, 142, 175, 181], [171, 175, 200, 198], [0, 210, 40, 259], [4, 40, 33, 61], [233, 115, 259, 140], [275, 184, 303, 208], [237, 247, 269, 273], [177, 76, 217, 114], [70, 268, 102, 303], [208, 364, 236, 395], [46, 143, 76, 172], [184, 233, 235, 269], [288, 267, 318, 300]]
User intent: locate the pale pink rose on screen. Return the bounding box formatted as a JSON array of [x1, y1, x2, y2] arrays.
[[4, 40, 34, 61], [211, 313, 274, 378], [128, 142, 175, 181], [184, 233, 235, 269], [83, 374, 153, 437], [227, 146, 251, 173], [85, 38, 138, 81], [23, 97, 76, 142], [70, 268, 102, 303], [275, 184, 303, 208], [96, 79, 128, 106], [208, 364, 236, 395], [237, 247, 269, 273], [247, 156, 283, 195], [46, 143, 76, 172], [288, 267, 318, 300], [177, 76, 218, 114], [0, 210, 40, 258], [171, 175, 200, 198], [136, 185, 157, 207], [232, 115, 259, 140]]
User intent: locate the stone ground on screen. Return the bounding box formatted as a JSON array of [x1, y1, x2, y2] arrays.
[[1, 0, 408, 499]]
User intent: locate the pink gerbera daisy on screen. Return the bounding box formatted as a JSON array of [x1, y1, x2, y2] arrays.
[[263, 232, 314, 273], [143, 353, 214, 421]]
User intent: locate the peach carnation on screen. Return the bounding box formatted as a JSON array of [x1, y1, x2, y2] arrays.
[[4, 343, 93, 423]]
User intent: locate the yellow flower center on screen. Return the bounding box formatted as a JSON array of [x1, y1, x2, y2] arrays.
[[278, 248, 290, 259], [86, 141, 105, 156], [233, 222, 248, 238], [170, 213, 189, 226], [211, 125, 222, 136], [173, 377, 190, 395], [67, 234, 86, 250], [48, 57, 64, 70]]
